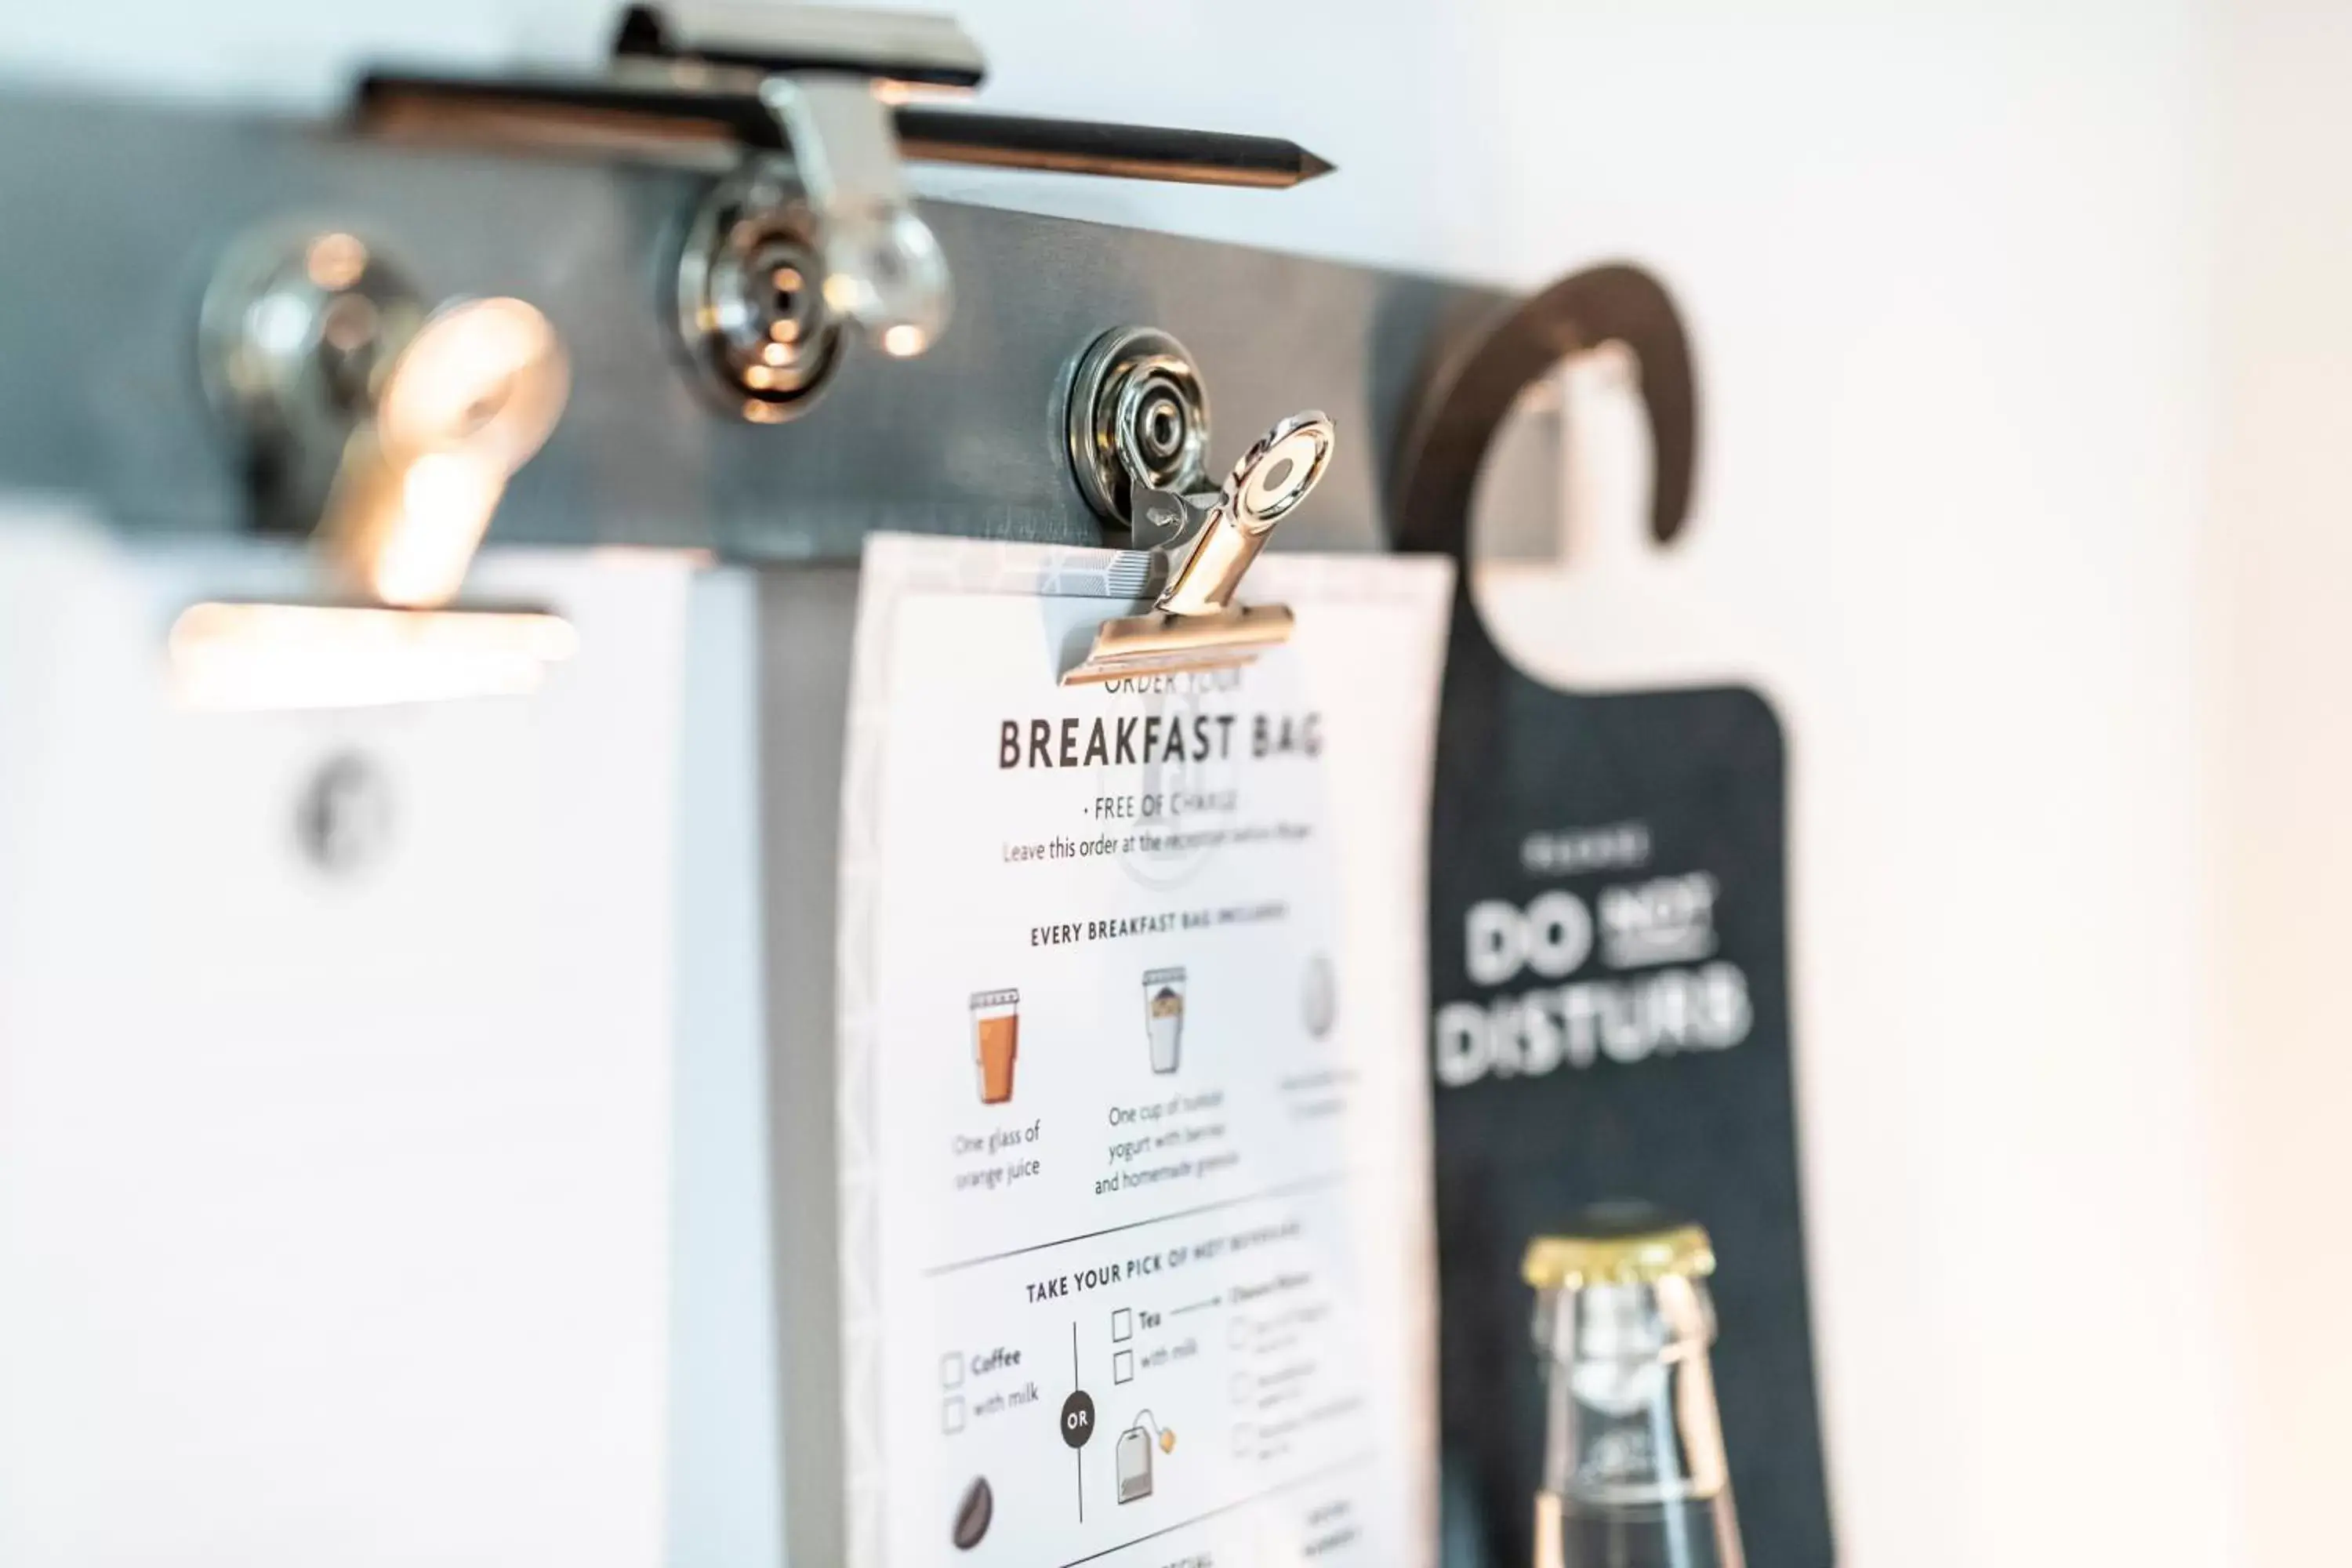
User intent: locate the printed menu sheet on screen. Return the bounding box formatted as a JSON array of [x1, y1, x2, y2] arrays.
[[837, 536, 1453, 1568]]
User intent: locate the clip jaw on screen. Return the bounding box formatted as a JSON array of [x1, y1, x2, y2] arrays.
[[1062, 412, 1334, 686]]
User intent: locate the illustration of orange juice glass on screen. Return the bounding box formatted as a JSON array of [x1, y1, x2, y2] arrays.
[[971, 989, 1020, 1105]]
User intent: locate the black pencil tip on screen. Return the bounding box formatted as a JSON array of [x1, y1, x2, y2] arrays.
[[1296, 147, 1337, 182]]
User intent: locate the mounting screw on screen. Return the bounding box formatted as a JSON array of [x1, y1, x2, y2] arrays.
[[1066, 325, 1212, 532], [675, 163, 847, 423]]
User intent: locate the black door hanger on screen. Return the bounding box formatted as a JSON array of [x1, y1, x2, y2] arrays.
[[1395, 266, 1833, 1568]]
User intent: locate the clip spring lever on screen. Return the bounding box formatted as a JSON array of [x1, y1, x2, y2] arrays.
[[1062, 411, 1334, 686]]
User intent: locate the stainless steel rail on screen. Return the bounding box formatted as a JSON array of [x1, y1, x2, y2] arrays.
[[0, 89, 1518, 564]]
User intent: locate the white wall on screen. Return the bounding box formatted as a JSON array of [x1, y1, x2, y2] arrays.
[[2211, 9, 2352, 1566], [1443, 11, 2236, 1568], [2, 3, 2308, 1565]]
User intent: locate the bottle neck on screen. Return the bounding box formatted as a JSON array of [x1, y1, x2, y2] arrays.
[[1531, 1276, 1741, 1568]]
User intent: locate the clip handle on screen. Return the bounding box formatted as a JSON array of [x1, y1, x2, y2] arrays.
[[1059, 410, 1334, 686], [319, 298, 568, 608], [617, 5, 981, 359], [1156, 412, 1334, 616], [759, 74, 951, 358], [201, 230, 567, 609]]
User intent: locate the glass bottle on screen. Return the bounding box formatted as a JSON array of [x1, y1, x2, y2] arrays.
[[1523, 1205, 1745, 1568]]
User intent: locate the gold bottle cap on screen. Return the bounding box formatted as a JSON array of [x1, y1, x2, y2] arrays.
[[1523, 1209, 1716, 1291]]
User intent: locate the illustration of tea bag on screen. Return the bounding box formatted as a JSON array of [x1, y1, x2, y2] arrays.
[[1116, 1422, 1153, 1503], [970, 989, 1019, 1105], [1142, 967, 1185, 1074], [1114, 1409, 1174, 1504]]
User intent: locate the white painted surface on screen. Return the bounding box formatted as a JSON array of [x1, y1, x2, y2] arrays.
[[9, 2, 2342, 1564], [667, 568, 785, 1568], [2209, 9, 2352, 1567], [0, 518, 692, 1567]]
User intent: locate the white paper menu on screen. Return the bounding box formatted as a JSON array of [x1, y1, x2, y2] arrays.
[[0, 510, 691, 1568], [835, 535, 1453, 1568]]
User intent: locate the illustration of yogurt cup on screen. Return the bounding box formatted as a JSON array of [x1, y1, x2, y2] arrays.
[[1142, 967, 1185, 1075]]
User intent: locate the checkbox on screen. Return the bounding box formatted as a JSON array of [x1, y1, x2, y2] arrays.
[[942, 1396, 966, 1435], [1228, 1316, 1250, 1348], [1232, 1423, 1254, 1457], [940, 1352, 964, 1388], [1113, 1349, 1134, 1384], [1230, 1372, 1251, 1403], [1111, 1308, 1133, 1343]]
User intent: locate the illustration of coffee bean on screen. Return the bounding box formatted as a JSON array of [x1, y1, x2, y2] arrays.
[[951, 1475, 993, 1550]]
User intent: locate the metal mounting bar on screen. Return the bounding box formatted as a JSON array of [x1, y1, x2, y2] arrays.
[[0, 88, 1517, 564]]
